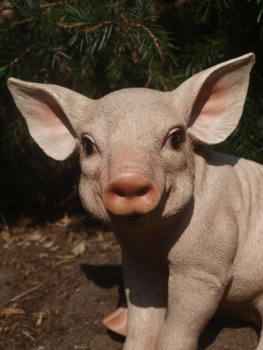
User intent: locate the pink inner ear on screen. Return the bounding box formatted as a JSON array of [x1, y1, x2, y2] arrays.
[[190, 82, 226, 127], [35, 95, 76, 138], [38, 103, 67, 131]]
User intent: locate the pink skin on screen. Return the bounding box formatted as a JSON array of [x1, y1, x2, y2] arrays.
[[103, 172, 161, 216], [102, 305, 128, 336]]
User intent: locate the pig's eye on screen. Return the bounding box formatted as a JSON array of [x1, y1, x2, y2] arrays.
[[82, 136, 98, 156], [165, 130, 181, 150]]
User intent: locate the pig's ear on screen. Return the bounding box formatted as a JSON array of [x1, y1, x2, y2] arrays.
[[175, 53, 255, 144], [8, 78, 93, 160]]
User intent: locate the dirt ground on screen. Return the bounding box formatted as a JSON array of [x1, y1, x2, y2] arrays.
[[0, 212, 260, 350]]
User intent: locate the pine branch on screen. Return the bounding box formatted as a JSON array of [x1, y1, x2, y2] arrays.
[[55, 18, 165, 61], [3, 43, 35, 69]]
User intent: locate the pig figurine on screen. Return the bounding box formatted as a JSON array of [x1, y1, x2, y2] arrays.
[[8, 53, 263, 350]]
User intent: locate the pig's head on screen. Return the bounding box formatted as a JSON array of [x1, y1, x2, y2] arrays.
[[8, 53, 254, 232]]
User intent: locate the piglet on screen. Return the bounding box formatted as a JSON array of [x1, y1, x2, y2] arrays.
[[8, 53, 263, 350]]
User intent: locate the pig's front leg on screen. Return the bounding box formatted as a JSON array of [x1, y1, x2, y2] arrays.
[[120, 244, 168, 350], [156, 267, 228, 350]]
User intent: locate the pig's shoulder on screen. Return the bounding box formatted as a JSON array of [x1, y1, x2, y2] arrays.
[[201, 149, 263, 194], [194, 147, 263, 189], [198, 147, 262, 172]]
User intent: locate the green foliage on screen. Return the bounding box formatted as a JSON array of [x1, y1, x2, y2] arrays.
[[0, 0, 263, 218], [0, 0, 177, 93]]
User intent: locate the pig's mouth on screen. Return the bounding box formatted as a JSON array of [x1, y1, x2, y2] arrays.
[[121, 214, 144, 222], [107, 212, 146, 225]]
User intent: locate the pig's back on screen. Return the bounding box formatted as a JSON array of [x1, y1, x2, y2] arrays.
[[218, 154, 263, 321]]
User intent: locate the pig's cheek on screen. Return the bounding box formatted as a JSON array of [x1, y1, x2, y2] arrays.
[[160, 171, 194, 219], [161, 153, 194, 218], [171, 171, 194, 213], [79, 176, 111, 224], [79, 162, 111, 224]]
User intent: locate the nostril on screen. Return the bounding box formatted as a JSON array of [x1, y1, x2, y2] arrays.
[[113, 185, 149, 198], [135, 187, 148, 197], [114, 188, 125, 197]]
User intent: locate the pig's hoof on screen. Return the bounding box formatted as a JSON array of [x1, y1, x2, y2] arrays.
[[102, 306, 127, 336]]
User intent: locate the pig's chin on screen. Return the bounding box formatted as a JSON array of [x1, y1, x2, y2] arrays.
[[106, 209, 177, 232], [120, 214, 144, 222]]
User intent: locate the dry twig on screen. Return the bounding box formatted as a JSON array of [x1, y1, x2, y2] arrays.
[[8, 282, 45, 303], [9, 44, 35, 68]]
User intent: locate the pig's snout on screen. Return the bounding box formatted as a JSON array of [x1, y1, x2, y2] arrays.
[[103, 172, 161, 216]]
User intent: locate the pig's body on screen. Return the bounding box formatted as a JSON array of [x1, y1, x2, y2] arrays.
[[7, 53, 263, 349], [111, 148, 263, 349], [214, 153, 263, 325], [174, 150, 263, 325]]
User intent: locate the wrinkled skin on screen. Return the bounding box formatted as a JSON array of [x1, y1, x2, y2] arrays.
[[8, 53, 263, 350]]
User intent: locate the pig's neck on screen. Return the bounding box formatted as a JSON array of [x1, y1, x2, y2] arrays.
[[113, 198, 194, 267]]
